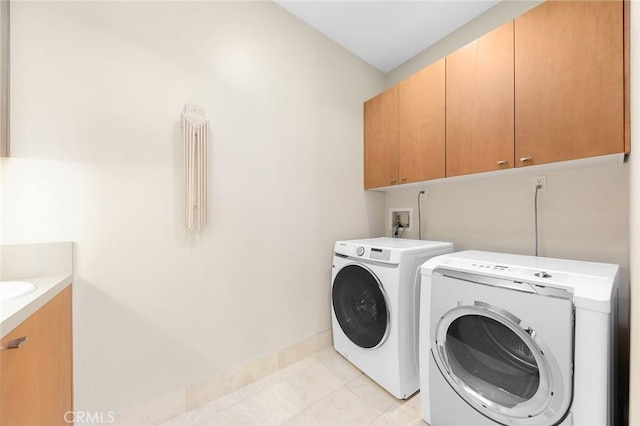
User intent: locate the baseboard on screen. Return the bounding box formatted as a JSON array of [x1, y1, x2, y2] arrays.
[[113, 330, 332, 425]]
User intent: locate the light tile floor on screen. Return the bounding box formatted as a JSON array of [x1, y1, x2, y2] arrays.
[[162, 347, 426, 426]]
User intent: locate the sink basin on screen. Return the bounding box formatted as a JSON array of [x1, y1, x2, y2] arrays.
[[0, 281, 37, 302]]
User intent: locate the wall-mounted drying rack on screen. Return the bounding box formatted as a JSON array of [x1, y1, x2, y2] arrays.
[[181, 104, 209, 232]]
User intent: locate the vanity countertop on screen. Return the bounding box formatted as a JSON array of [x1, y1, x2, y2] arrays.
[[1, 242, 74, 339], [1, 274, 73, 339]]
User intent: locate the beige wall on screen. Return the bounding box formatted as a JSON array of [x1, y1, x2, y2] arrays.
[[1, 1, 385, 413], [384, 0, 632, 419], [628, 1, 639, 423], [384, 165, 628, 265], [3, 0, 636, 419], [0, 0, 8, 157]]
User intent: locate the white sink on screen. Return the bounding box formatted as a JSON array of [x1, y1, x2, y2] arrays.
[[0, 281, 37, 302]]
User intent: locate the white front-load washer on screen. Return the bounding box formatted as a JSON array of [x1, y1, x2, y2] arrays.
[[331, 237, 453, 399], [419, 250, 618, 425]]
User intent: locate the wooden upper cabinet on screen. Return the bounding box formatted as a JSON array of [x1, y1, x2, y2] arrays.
[[364, 85, 399, 189], [446, 21, 515, 177], [515, 0, 624, 167], [399, 59, 445, 183], [363, 0, 627, 188]]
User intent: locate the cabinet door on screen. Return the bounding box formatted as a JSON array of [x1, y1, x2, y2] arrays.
[[399, 59, 445, 183], [1, 287, 73, 426], [364, 85, 399, 189], [515, 1, 624, 166], [446, 21, 514, 177]]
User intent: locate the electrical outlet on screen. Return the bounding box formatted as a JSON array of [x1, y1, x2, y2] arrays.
[[533, 176, 546, 192]]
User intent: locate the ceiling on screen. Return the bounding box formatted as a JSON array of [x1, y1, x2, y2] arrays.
[[275, 0, 501, 73]]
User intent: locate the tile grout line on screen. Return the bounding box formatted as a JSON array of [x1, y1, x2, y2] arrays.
[[160, 346, 422, 426]]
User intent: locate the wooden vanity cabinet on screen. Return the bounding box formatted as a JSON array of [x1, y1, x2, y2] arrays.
[[445, 20, 515, 177], [514, 0, 625, 166], [364, 85, 399, 189], [399, 59, 445, 183], [1, 286, 73, 426]]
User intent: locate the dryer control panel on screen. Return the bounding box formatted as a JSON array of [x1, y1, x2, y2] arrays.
[[471, 262, 555, 281], [439, 259, 569, 284], [421, 250, 619, 313]]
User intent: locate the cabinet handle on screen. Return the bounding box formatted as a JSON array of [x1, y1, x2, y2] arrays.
[[496, 160, 508, 165], [519, 157, 533, 162], [390, 179, 397, 184], [1, 336, 28, 351], [400, 177, 407, 181]]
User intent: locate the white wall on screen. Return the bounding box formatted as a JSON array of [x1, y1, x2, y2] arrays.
[[386, 0, 543, 86], [1, 1, 385, 413], [384, 0, 632, 419]]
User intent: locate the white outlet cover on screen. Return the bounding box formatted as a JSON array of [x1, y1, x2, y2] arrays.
[[532, 176, 547, 192]]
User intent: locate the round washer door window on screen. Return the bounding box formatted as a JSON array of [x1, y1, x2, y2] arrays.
[[433, 305, 565, 425], [332, 264, 389, 349]]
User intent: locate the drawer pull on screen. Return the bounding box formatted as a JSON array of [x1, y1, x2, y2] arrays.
[[496, 160, 508, 165], [1, 336, 28, 351], [390, 179, 397, 184], [520, 157, 533, 162], [400, 177, 408, 181]]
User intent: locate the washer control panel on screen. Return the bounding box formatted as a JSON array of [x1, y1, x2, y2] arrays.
[[335, 242, 394, 263], [369, 247, 391, 261]]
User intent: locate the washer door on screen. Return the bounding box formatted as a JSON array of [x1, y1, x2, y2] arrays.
[[332, 264, 390, 349], [433, 302, 568, 425]]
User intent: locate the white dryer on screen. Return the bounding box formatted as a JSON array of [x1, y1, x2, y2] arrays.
[[420, 250, 618, 425], [331, 237, 453, 399]]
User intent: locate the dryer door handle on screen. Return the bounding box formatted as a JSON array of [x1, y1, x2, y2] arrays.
[[433, 268, 537, 294]]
